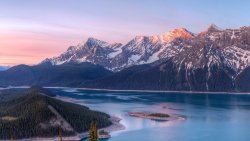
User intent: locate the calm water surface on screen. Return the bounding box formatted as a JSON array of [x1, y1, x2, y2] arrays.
[[50, 88, 250, 141]]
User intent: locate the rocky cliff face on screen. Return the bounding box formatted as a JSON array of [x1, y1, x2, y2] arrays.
[[42, 25, 250, 73], [41, 25, 250, 91], [41, 28, 195, 71]]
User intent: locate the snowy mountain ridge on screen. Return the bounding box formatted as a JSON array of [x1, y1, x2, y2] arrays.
[[42, 25, 250, 72]]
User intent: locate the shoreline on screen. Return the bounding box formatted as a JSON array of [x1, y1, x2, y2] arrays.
[[46, 86, 250, 95], [13, 116, 125, 141], [1, 86, 250, 95]]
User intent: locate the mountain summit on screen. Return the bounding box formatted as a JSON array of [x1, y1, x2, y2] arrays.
[[42, 25, 250, 73], [159, 28, 194, 43], [42, 28, 194, 71], [198, 24, 222, 36], [207, 24, 222, 32]]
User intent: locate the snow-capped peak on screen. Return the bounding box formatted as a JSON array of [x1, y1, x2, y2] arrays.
[[198, 24, 222, 36], [84, 37, 122, 49], [85, 37, 110, 47], [159, 28, 194, 43], [41, 25, 250, 72], [133, 36, 145, 43], [207, 24, 222, 32]]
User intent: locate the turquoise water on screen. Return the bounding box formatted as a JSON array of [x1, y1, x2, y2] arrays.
[[50, 88, 250, 141]]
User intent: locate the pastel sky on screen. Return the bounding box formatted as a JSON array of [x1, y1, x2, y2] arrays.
[[0, 0, 250, 66]]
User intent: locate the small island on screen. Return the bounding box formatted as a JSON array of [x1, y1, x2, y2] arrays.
[[128, 112, 184, 121], [98, 130, 111, 139]]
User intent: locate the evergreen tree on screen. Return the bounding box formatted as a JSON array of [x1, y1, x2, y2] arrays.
[[59, 128, 62, 141], [88, 122, 98, 141], [93, 122, 98, 140]]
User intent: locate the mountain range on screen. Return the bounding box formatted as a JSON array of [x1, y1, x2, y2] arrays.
[[42, 28, 195, 71], [1, 24, 250, 92]]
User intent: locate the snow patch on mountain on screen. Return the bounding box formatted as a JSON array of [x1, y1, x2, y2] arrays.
[[108, 47, 123, 58], [42, 25, 250, 73], [128, 54, 141, 64], [223, 46, 250, 72], [159, 28, 194, 43], [147, 47, 165, 63]]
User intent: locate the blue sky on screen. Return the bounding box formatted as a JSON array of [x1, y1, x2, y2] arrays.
[[0, 0, 250, 65]]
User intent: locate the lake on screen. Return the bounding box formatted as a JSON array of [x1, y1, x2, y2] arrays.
[[50, 88, 250, 141]]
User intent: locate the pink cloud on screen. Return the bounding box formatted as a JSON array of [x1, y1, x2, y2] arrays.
[[0, 29, 83, 66]]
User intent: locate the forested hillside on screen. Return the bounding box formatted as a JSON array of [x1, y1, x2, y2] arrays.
[[0, 87, 111, 139]]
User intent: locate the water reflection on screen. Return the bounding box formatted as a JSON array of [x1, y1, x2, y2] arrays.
[[51, 89, 250, 141]]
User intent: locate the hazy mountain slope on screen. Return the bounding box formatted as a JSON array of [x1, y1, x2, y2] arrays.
[[0, 66, 9, 71], [235, 66, 250, 92], [82, 60, 235, 92], [82, 64, 153, 89], [0, 62, 112, 87]]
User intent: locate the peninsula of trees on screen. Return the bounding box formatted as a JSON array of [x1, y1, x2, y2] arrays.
[[0, 87, 112, 140]]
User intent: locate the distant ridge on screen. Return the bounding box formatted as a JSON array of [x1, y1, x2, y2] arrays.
[[0, 66, 10, 71], [0, 62, 112, 87]]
